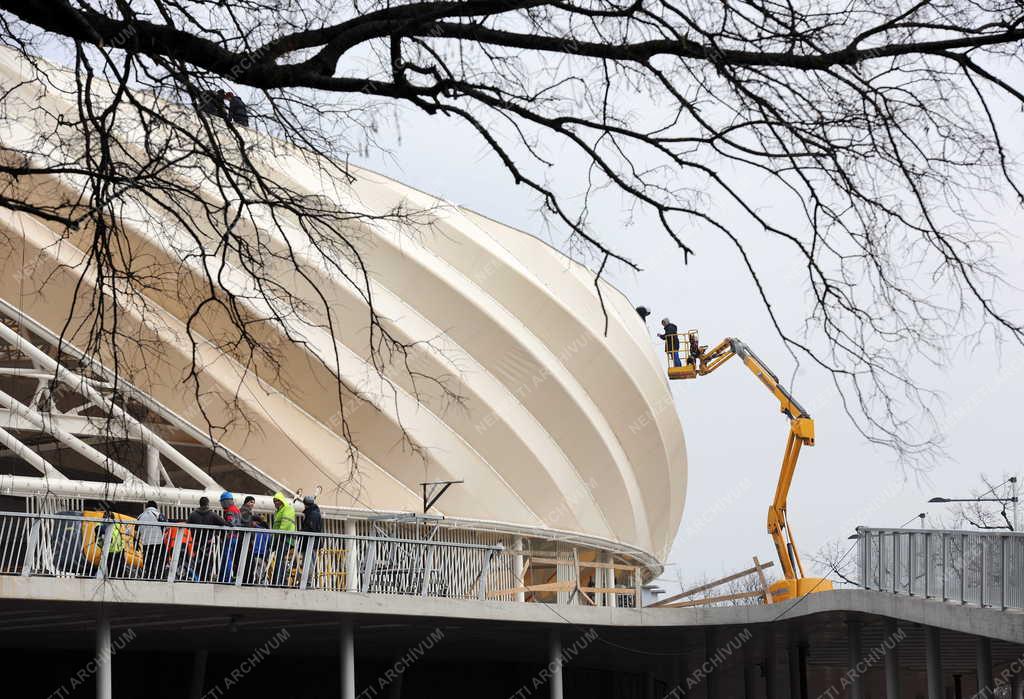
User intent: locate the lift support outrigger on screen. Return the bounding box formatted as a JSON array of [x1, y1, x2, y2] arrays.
[[667, 331, 833, 602]]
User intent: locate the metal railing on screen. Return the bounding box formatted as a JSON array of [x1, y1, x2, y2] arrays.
[[0, 511, 508, 601], [856, 526, 1024, 610]]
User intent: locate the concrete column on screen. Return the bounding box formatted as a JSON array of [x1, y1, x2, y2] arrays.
[[513, 536, 525, 603], [549, 629, 563, 699], [976, 637, 994, 698], [789, 638, 808, 699], [645, 671, 656, 699], [1011, 672, 1024, 699], [765, 638, 778, 699], [705, 628, 718, 699], [387, 666, 403, 699], [340, 618, 355, 699], [847, 620, 863, 699], [96, 611, 111, 699], [344, 520, 358, 592], [883, 620, 900, 699], [145, 445, 160, 486], [189, 650, 208, 699], [925, 627, 943, 699], [743, 659, 758, 699]]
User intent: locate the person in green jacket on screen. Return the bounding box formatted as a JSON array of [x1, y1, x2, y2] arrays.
[[102, 510, 125, 578], [271, 492, 297, 585]]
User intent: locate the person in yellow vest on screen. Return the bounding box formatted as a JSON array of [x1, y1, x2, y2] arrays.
[[271, 492, 297, 586]]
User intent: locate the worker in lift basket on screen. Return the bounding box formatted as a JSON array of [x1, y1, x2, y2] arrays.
[[658, 318, 682, 367]]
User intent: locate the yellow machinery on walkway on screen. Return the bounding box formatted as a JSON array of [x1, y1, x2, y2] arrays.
[[666, 331, 833, 602]]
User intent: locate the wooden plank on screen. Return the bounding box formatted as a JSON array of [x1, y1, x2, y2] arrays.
[[579, 587, 637, 596], [650, 561, 774, 608], [487, 580, 575, 598], [754, 556, 773, 604], [526, 556, 639, 571], [659, 589, 764, 608]]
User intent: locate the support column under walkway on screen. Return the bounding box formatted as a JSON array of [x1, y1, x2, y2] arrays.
[[96, 610, 111, 699], [883, 620, 900, 699], [925, 627, 943, 699], [340, 618, 355, 699], [549, 629, 563, 699]]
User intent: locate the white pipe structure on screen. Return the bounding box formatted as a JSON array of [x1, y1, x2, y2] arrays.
[[0, 388, 143, 485], [0, 320, 219, 489], [0, 424, 66, 479], [0, 474, 286, 511]]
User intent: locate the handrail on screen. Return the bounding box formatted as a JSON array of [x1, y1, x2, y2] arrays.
[[0, 510, 645, 607], [855, 526, 1024, 611]]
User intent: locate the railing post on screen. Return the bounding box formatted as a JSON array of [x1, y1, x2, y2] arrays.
[[21, 517, 40, 577], [858, 528, 868, 589], [478, 548, 494, 600], [878, 530, 884, 591], [941, 534, 947, 601], [235, 531, 251, 587], [960, 533, 967, 604], [299, 535, 315, 590], [344, 520, 359, 592], [1002, 536, 1009, 611], [96, 518, 113, 580], [168, 528, 184, 583], [924, 532, 930, 598], [908, 533, 915, 596], [981, 536, 988, 607], [419, 542, 435, 596], [359, 538, 377, 593]]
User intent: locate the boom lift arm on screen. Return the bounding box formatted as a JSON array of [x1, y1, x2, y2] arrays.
[[667, 333, 832, 601]]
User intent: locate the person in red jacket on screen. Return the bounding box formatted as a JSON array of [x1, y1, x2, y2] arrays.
[[219, 492, 242, 582]]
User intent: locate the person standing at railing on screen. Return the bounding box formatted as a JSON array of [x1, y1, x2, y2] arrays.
[[187, 496, 228, 582], [248, 513, 271, 585], [218, 492, 242, 583], [137, 501, 166, 580], [101, 510, 126, 578], [271, 492, 297, 586], [301, 495, 323, 588], [658, 318, 682, 367]]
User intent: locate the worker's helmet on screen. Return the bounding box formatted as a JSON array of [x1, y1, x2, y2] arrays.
[[219, 491, 234, 502], [302, 495, 315, 506]]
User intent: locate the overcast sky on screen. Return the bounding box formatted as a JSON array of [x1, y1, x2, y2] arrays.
[[360, 99, 1024, 593]]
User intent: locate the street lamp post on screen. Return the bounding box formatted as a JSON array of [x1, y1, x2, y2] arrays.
[[928, 478, 1020, 531]]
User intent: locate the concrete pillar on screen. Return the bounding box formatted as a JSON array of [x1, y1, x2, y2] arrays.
[[847, 620, 863, 699], [644, 671, 656, 699], [340, 618, 355, 699], [387, 666, 403, 699], [549, 629, 563, 699], [925, 627, 943, 699], [765, 638, 778, 699], [705, 628, 718, 699], [189, 650, 207, 699], [513, 536, 525, 603], [145, 445, 160, 486], [883, 620, 901, 699], [788, 638, 807, 699], [743, 659, 758, 699], [976, 637, 994, 698], [344, 520, 358, 592], [96, 612, 111, 699], [1011, 672, 1024, 699]]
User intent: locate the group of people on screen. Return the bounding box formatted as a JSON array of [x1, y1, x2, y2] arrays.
[[103, 491, 322, 586], [196, 88, 249, 126]]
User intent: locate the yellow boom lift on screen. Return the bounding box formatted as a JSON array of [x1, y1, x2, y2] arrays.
[[666, 330, 833, 602]]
